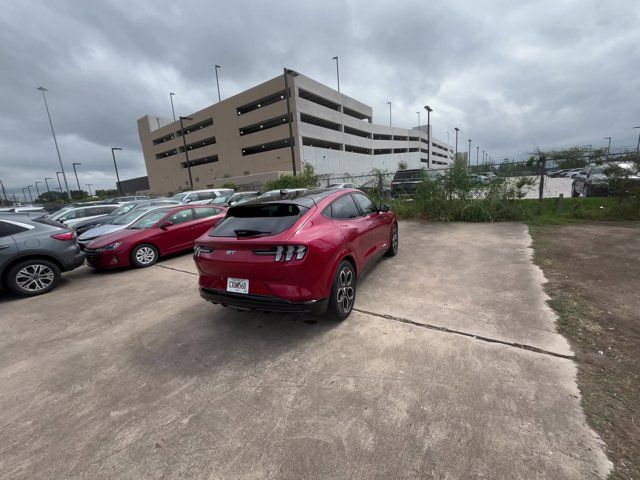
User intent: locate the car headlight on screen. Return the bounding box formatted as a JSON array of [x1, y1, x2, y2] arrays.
[[97, 242, 122, 252]]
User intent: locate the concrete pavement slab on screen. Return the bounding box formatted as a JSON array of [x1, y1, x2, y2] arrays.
[[356, 221, 572, 356], [0, 235, 610, 479]]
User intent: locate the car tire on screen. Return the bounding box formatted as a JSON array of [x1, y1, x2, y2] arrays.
[[327, 260, 356, 321], [571, 184, 579, 197], [130, 244, 158, 268], [583, 185, 590, 197], [386, 223, 398, 257], [6, 259, 61, 296]]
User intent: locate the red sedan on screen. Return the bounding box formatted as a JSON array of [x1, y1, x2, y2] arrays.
[[193, 189, 397, 320], [85, 205, 226, 269]]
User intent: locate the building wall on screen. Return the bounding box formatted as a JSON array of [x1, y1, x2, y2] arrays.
[[138, 72, 454, 194]]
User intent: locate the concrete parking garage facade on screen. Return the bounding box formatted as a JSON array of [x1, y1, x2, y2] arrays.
[[138, 72, 454, 194]]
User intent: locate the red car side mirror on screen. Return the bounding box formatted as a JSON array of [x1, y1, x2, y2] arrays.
[[158, 221, 173, 230]]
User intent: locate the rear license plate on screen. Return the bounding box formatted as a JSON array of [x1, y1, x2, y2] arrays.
[[227, 277, 249, 294]]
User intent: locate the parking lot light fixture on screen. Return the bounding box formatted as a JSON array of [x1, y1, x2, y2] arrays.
[[633, 126, 640, 152], [56, 171, 64, 193], [387, 101, 392, 127], [86, 184, 93, 196], [72, 162, 82, 193], [111, 148, 123, 195], [283, 69, 299, 176], [467, 139, 472, 167], [178, 117, 194, 188], [35, 181, 43, 198], [214, 65, 222, 102], [37, 86, 72, 200], [603, 136, 612, 155], [169, 92, 176, 122], [424, 106, 433, 166], [44, 177, 53, 193]]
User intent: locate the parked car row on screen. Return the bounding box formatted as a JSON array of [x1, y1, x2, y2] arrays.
[[571, 161, 640, 197], [1, 187, 398, 320]]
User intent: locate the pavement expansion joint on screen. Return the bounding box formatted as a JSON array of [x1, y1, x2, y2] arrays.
[[151, 263, 571, 360], [353, 308, 574, 360], [153, 264, 198, 276]]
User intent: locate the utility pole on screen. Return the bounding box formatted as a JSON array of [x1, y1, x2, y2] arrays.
[[37, 87, 72, 200]]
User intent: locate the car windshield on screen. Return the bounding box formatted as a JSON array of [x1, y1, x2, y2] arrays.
[[112, 205, 160, 225], [111, 203, 138, 216], [48, 207, 74, 220], [210, 194, 232, 205], [128, 210, 169, 229]]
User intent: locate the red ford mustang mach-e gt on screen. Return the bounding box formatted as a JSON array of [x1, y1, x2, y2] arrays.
[[193, 189, 398, 319], [85, 205, 226, 269]]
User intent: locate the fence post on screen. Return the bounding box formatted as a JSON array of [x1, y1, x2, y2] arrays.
[[538, 154, 547, 202], [556, 193, 564, 214]]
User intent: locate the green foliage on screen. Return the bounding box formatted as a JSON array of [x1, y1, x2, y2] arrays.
[[397, 160, 408, 170], [95, 189, 119, 197], [264, 163, 319, 190], [222, 182, 238, 190]]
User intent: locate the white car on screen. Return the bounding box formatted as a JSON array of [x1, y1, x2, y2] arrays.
[[171, 189, 234, 205], [47, 204, 120, 227], [327, 183, 358, 189]]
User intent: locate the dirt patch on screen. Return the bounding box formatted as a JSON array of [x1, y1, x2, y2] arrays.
[[530, 222, 640, 480]]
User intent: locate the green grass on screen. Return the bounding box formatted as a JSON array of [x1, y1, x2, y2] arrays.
[[391, 196, 640, 224]]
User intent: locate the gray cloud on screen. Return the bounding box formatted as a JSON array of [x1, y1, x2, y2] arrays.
[[1, 0, 639, 198]]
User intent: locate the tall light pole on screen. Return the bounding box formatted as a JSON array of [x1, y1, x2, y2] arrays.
[[424, 106, 433, 167], [22, 188, 28, 203], [169, 92, 176, 122], [387, 101, 392, 127], [111, 147, 123, 195], [416, 111, 421, 130], [44, 177, 53, 194], [26, 185, 33, 203], [86, 184, 93, 196], [283, 68, 299, 176], [56, 171, 64, 193], [178, 117, 194, 187], [214, 65, 222, 102], [332, 56, 340, 93], [476, 146, 479, 166], [72, 162, 82, 194], [0, 180, 7, 205], [35, 181, 43, 199], [468, 139, 472, 167], [482, 150, 485, 164], [454, 127, 459, 165], [604, 136, 611, 155], [633, 126, 640, 153], [37, 87, 71, 200]]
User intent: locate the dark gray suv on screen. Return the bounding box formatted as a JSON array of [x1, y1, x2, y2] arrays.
[[0, 215, 85, 296]]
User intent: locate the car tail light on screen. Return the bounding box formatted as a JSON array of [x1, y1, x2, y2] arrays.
[[194, 244, 215, 256], [253, 245, 307, 262], [51, 231, 76, 241]]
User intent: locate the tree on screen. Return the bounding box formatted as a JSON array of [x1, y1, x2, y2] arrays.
[[36, 191, 66, 203], [397, 160, 408, 170], [222, 182, 238, 189]]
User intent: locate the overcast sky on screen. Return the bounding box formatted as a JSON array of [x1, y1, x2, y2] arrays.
[[1, 0, 639, 198]]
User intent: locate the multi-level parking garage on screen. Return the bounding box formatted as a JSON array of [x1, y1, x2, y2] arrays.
[[138, 72, 454, 194]]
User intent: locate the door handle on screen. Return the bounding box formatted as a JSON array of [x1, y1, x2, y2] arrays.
[[0, 245, 9, 250]]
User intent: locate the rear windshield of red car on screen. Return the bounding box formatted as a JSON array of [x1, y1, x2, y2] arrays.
[[210, 203, 309, 237]]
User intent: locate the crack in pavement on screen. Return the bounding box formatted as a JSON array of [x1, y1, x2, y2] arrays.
[[153, 263, 572, 360], [354, 308, 574, 360]]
